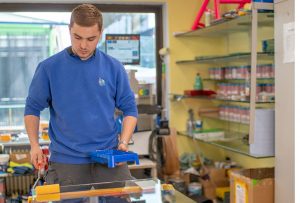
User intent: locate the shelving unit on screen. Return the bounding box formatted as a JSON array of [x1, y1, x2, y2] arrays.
[[200, 113, 249, 125], [170, 93, 275, 103], [175, 52, 274, 65], [177, 131, 272, 159], [202, 78, 274, 82], [172, 2, 274, 158], [173, 12, 273, 38]]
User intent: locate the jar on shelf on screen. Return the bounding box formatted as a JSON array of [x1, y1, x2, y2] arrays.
[[41, 128, 49, 141], [265, 83, 273, 94], [232, 66, 238, 79], [216, 67, 223, 80]]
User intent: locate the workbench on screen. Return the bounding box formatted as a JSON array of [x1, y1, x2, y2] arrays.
[[29, 178, 196, 203], [128, 158, 157, 178]]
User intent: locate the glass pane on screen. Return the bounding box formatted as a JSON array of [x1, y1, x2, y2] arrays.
[[30, 179, 182, 203], [0, 12, 156, 131]]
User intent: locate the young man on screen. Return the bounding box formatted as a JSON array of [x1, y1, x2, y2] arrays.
[[24, 4, 138, 185]]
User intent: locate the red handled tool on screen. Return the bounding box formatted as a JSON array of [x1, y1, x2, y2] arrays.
[[31, 146, 49, 195]]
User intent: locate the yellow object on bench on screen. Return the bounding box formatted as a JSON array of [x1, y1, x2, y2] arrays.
[[162, 184, 175, 191], [216, 186, 230, 200], [35, 184, 60, 202], [0, 134, 11, 142], [31, 183, 142, 202]]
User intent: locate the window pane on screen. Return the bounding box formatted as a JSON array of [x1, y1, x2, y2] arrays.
[[0, 12, 156, 130]]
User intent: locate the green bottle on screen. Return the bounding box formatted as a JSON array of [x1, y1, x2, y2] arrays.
[[194, 73, 203, 90]]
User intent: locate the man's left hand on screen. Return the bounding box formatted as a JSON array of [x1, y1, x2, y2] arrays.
[[118, 142, 128, 152], [117, 142, 128, 166]]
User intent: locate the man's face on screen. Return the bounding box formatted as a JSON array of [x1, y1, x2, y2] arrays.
[[69, 23, 101, 60]]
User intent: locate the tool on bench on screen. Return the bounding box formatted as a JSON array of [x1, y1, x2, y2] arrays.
[[31, 146, 49, 197], [31, 165, 45, 195]]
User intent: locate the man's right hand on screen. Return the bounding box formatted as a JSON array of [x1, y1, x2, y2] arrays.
[[30, 144, 46, 169]]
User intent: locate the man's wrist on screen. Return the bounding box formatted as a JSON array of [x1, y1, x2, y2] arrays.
[[118, 140, 128, 147], [30, 141, 40, 148]]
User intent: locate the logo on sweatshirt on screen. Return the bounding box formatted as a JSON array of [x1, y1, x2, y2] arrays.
[[98, 77, 105, 86]]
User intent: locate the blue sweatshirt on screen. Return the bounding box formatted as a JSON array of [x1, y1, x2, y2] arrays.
[[25, 48, 138, 164]]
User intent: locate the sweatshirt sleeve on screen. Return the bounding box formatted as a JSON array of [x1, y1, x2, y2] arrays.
[[115, 65, 138, 118], [24, 63, 51, 117]]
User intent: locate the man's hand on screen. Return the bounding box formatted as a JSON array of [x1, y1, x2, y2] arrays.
[[116, 142, 128, 166], [117, 142, 128, 152], [30, 144, 46, 169]]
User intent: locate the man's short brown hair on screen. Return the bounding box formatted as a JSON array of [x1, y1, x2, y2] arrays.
[[70, 4, 103, 31]]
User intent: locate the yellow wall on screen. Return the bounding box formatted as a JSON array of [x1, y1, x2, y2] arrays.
[[165, 0, 275, 168]]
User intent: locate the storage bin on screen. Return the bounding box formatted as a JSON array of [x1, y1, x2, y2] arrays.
[[90, 149, 139, 168]]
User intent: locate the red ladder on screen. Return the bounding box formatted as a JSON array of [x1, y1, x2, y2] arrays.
[[191, 0, 251, 30]]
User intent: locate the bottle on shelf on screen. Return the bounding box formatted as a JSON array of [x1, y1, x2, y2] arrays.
[[205, 9, 212, 27], [194, 73, 203, 90], [186, 109, 195, 136]]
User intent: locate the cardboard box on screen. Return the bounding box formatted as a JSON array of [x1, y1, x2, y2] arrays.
[[10, 152, 31, 164], [200, 178, 217, 200], [200, 167, 230, 200], [136, 95, 156, 105], [230, 167, 274, 203], [137, 114, 155, 131], [138, 84, 153, 97], [182, 172, 201, 185]]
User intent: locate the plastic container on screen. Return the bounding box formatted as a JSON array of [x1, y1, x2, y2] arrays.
[[188, 182, 202, 196], [41, 128, 50, 141], [194, 73, 203, 90], [205, 11, 211, 27], [0, 155, 9, 163], [194, 120, 203, 131], [0, 134, 11, 142], [90, 149, 139, 168]]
